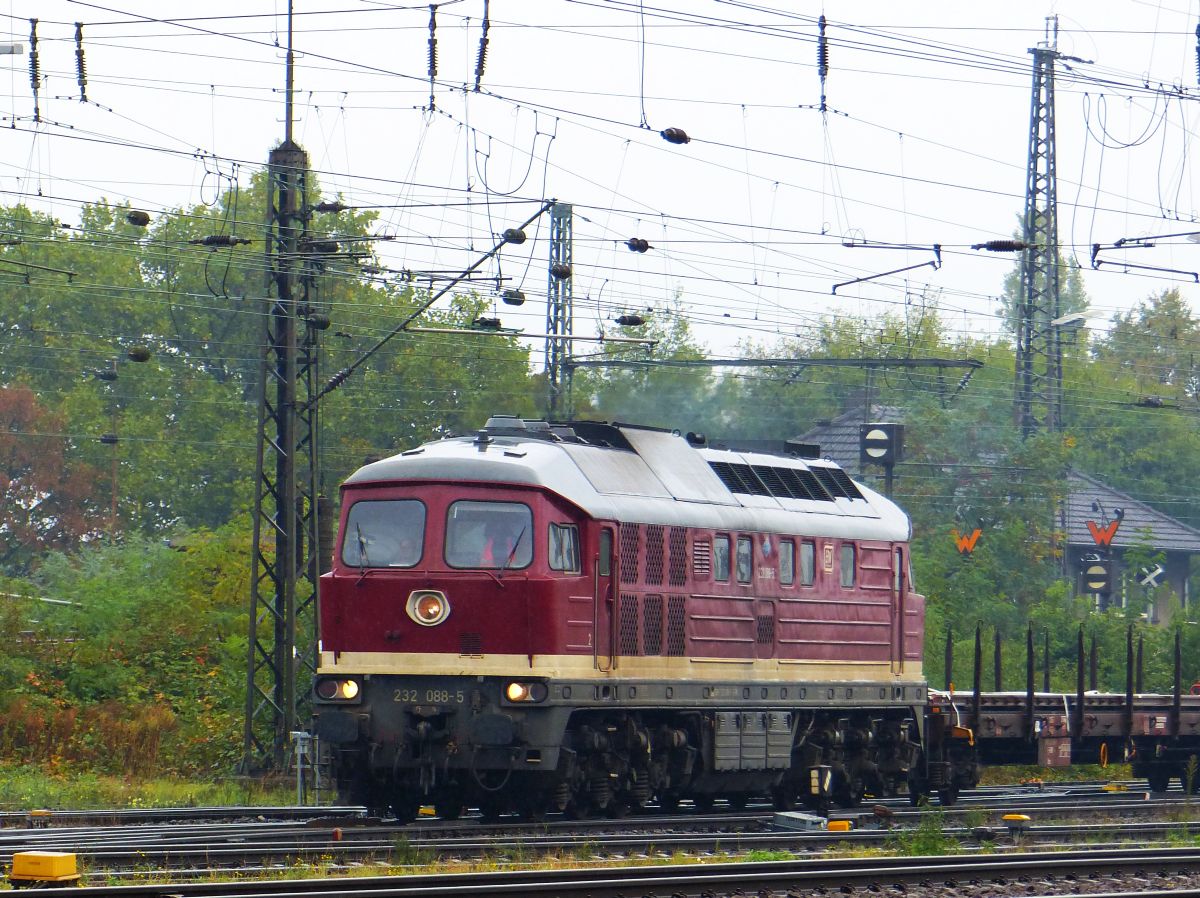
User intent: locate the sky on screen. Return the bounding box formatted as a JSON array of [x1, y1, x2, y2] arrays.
[[4, 0, 1200, 364]]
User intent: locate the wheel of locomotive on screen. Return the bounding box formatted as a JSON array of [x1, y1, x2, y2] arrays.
[[606, 798, 632, 819], [435, 795, 465, 821], [727, 792, 749, 810], [692, 794, 715, 813], [657, 792, 681, 813], [564, 798, 592, 820], [1147, 769, 1171, 793], [389, 790, 420, 824], [936, 785, 959, 806]]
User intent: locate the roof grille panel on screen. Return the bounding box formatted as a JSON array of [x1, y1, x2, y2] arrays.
[[812, 466, 857, 500], [789, 467, 834, 502], [825, 467, 864, 500], [751, 465, 790, 498]]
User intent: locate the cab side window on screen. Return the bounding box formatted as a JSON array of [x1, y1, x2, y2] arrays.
[[549, 523, 581, 573]]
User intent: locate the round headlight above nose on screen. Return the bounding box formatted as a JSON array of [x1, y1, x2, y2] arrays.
[[407, 589, 450, 626]]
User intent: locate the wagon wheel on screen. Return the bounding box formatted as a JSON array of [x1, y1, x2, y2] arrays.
[[771, 785, 797, 812]]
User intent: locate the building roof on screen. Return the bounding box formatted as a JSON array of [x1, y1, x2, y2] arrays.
[[1064, 470, 1200, 554]]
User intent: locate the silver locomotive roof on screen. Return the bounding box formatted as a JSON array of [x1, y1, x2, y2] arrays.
[[344, 417, 911, 541]]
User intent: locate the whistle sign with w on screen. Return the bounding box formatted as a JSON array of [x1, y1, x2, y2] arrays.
[[954, 528, 981, 554], [1086, 519, 1120, 546]]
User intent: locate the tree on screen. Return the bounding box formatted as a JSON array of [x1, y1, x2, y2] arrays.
[[1093, 288, 1200, 400], [0, 386, 103, 573]]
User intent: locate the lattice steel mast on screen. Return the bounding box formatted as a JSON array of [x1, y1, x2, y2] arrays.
[[242, 1, 323, 773], [1015, 17, 1078, 436], [545, 202, 573, 417]]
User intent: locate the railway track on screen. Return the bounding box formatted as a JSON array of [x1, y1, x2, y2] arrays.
[[6, 788, 1200, 878], [12, 846, 1200, 897]]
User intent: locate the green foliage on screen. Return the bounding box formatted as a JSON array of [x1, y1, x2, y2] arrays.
[[0, 527, 250, 774], [887, 805, 959, 856]]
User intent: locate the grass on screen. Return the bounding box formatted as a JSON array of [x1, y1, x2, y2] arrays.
[[0, 762, 295, 811], [979, 763, 1132, 785]]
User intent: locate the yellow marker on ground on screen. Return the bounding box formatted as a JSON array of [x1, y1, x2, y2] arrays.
[[10, 851, 80, 885], [826, 819, 853, 832]]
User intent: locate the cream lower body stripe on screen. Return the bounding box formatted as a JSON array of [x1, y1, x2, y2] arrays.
[[320, 651, 923, 684]]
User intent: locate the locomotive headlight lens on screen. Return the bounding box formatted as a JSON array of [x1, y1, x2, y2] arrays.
[[504, 681, 548, 703], [407, 590, 449, 626], [505, 682, 530, 702], [315, 678, 361, 701]]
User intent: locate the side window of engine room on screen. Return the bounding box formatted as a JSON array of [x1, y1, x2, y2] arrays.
[[735, 535, 752, 584], [779, 539, 795, 586], [840, 543, 856, 588], [714, 534, 731, 581], [549, 523, 581, 573], [799, 540, 815, 586], [341, 498, 426, 568]]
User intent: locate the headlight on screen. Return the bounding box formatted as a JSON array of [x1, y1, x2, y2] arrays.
[[315, 678, 361, 701], [504, 681, 548, 703], [407, 590, 450, 626]]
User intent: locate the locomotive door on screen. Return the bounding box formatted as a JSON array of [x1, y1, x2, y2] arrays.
[[593, 526, 615, 671], [892, 546, 905, 675]]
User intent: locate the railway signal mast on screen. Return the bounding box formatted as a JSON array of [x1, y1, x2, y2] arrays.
[[1014, 17, 1087, 436], [242, 1, 323, 773]]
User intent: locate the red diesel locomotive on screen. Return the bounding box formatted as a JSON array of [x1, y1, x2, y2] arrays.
[[313, 416, 930, 819]]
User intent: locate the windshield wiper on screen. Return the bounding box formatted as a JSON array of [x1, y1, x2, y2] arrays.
[[496, 525, 527, 581], [355, 523, 370, 585]]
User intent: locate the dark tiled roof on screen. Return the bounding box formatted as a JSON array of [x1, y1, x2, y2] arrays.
[[1064, 471, 1200, 553], [796, 406, 1200, 555]]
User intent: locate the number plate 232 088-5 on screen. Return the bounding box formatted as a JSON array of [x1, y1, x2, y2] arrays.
[[394, 688, 465, 704]]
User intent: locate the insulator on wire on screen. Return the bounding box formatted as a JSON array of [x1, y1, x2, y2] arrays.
[[971, 239, 1028, 252], [28, 18, 40, 123], [315, 201, 347, 213], [474, 0, 491, 92], [126, 210, 150, 227], [626, 237, 650, 253], [126, 345, 151, 362], [502, 288, 525, 306], [502, 227, 527, 245], [550, 263, 572, 280], [660, 127, 690, 145], [190, 234, 252, 247], [427, 4, 438, 111], [817, 15, 829, 78], [75, 22, 87, 102], [616, 314, 646, 327], [473, 316, 501, 330]]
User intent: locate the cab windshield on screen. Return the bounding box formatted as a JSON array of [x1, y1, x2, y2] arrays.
[[341, 499, 426, 568], [445, 500, 532, 569]]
